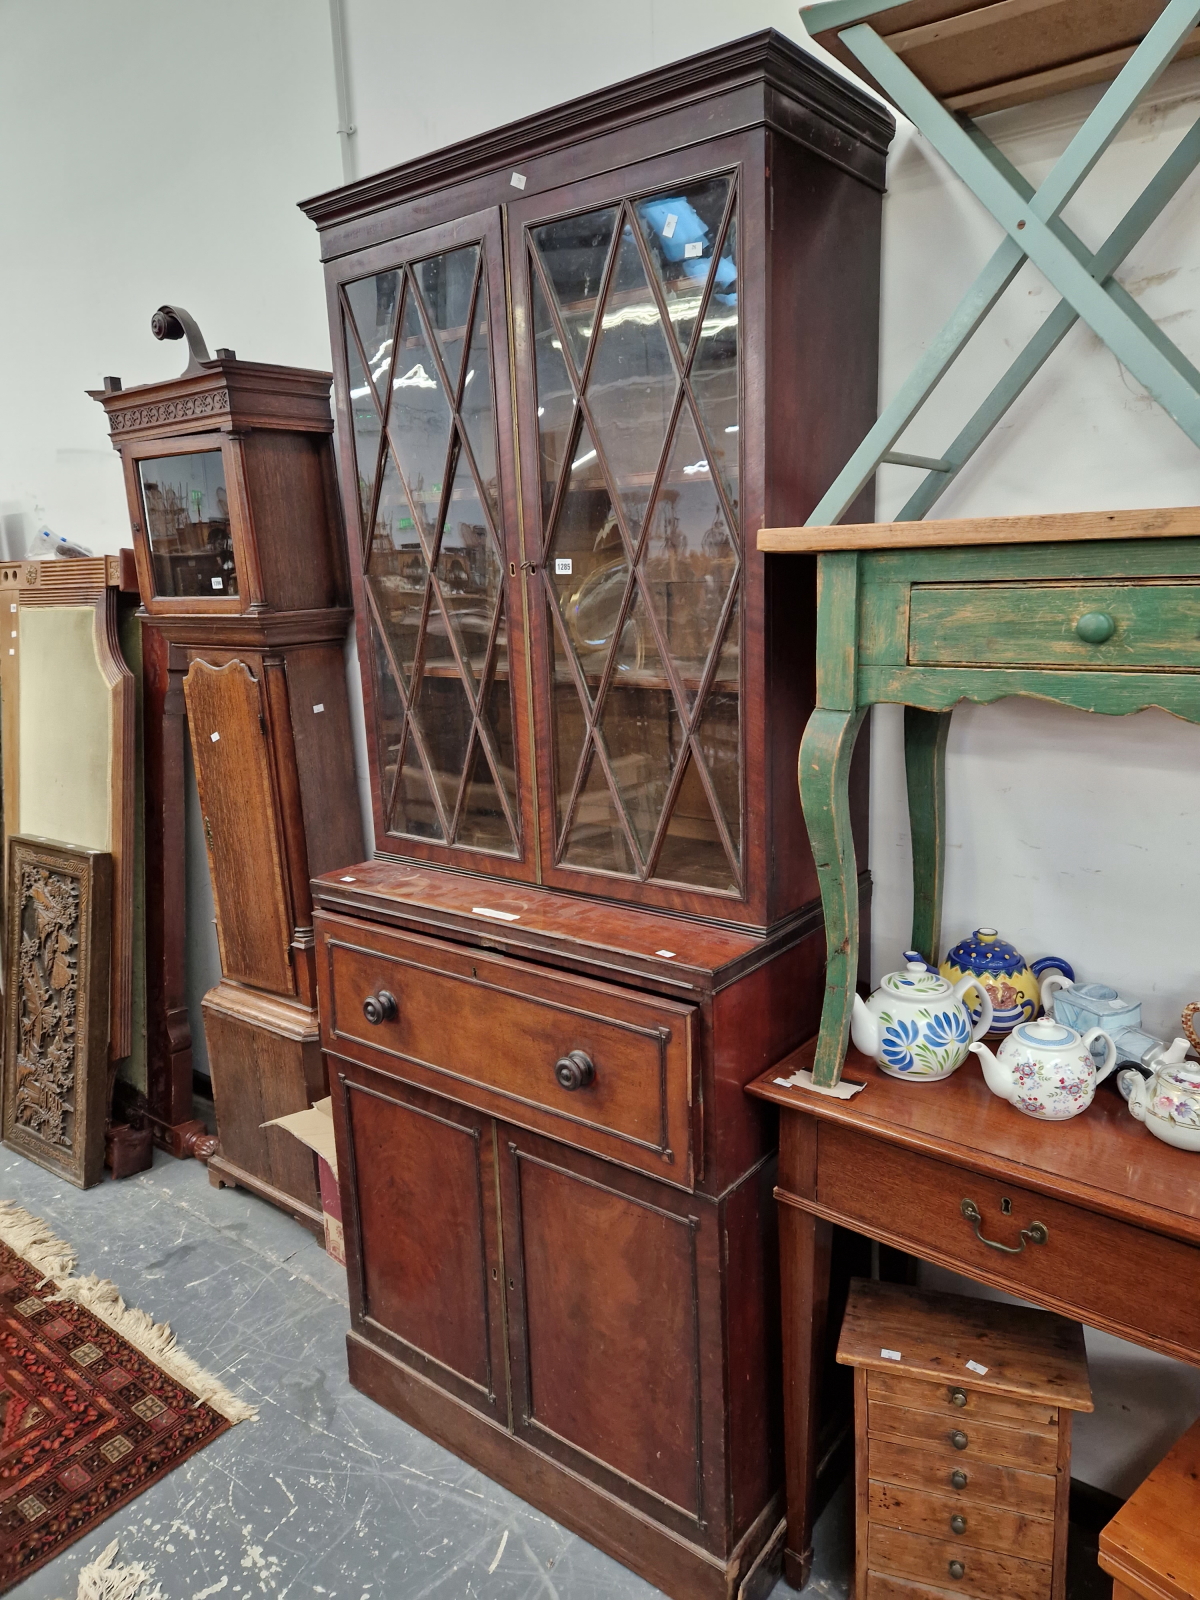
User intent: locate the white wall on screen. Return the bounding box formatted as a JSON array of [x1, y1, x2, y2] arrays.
[[3, 0, 1197, 1505]]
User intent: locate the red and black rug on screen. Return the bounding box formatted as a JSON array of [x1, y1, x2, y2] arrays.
[[0, 1205, 252, 1592]]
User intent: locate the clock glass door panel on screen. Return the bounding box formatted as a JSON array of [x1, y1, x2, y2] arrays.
[[340, 223, 523, 861], [138, 449, 238, 600], [528, 173, 742, 897]]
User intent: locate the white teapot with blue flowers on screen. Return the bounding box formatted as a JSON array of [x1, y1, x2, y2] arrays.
[[851, 956, 994, 1081]]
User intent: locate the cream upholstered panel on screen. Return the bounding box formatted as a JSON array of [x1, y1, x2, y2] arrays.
[[18, 605, 112, 851]]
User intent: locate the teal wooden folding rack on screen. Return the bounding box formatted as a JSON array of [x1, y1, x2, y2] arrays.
[[800, 0, 1200, 527]]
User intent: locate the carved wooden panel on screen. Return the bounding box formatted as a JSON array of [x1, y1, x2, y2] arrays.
[[2, 838, 112, 1188]]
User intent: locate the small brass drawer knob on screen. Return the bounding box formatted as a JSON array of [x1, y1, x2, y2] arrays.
[[555, 1050, 595, 1091], [951, 1514, 967, 1535], [950, 1469, 968, 1490], [950, 1387, 967, 1407], [949, 1560, 965, 1580], [362, 990, 398, 1025], [951, 1430, 969, 1451], [1076, 611, 1116, 644]]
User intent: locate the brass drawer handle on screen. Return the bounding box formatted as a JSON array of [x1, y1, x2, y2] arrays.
[[950, 1514, 967, 1535], [948, 1560, 965, 1580], [362, 990, 398, 1026], [950, 1469, 968, 1490], [554, 1050, 595, 1091], [1075, 611, 1115, 644], [950, 1387, 967, 1407], [950, 1430, 969, 1451], [961, 1198, 1048, 1253]]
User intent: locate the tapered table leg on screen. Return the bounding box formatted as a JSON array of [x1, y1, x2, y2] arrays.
[[778, 1189, 832, 1589], [904, 706, 952, 965], [799, 706, 867, 1086]]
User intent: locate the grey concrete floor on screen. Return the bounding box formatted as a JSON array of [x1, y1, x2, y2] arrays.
[[1, 1141, 846, 1600]]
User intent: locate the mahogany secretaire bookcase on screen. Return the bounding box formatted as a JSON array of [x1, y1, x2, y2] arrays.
[[302, 32, 892, 1598]]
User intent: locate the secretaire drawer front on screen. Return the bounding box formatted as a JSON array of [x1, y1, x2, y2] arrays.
[[317, 915, 696, 1186], [869, 1525, 1051, 1600], [868, 1440, 1057, 1519], [868, 1370, 1057, 1430], [868, 1403, 1057, 1471], [869, 1482, 1054, 1563], [816, 1124, 1200, 1360], [907, 579, 1200, 669]]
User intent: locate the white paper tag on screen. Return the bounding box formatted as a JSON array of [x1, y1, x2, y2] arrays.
[[881, 1349, 902, 1362], [211, 576, 223, 589], [510, 171, 527, 190], [9, 603, 15, 612], [965, 1360, 989, 1376], [210, 731, 220, 742], [340, 875, 356, 882], [555, 557, 573, 576], [9, 631, 14, 638], [313, 703, 325, 713], [655, 949, 676, 959], [7, 649, 13, 656], [684, 240, 703, 259], [472, 906, 520, 922], [662, 213, 678, 239], [773, 1068, 866, 1100]]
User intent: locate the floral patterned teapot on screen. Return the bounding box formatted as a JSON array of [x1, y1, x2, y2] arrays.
[[971, 1017, 1116, 1120], [851, 959, 993, 1082], [1121, 1038, 1200, 1152], [940, 929, 1074, 1038]]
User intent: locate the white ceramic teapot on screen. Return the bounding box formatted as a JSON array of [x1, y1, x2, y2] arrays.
[[1121, 1038, 1200, 1152], [971, 1017, 1116, 1121], [851, 959, 993, 1081]]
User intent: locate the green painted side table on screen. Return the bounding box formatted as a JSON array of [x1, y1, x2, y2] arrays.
[[759, 506, 1200, 1086]]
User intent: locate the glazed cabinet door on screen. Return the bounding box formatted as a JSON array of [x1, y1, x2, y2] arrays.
[[184, 657, 296, 993], [329, 209, 534, 877], [498, 1123, 726, 1550], [509, 143, 752, 919], [332, 1060, 509, 1422]]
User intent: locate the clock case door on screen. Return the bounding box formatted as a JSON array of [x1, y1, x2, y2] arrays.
[[327, 209, 535, 878]]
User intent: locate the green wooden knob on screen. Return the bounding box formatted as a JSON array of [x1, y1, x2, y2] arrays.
[[1076, 611, 1115, 644]]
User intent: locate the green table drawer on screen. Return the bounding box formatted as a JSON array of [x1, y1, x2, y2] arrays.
[[906, 579, 1200, 670]]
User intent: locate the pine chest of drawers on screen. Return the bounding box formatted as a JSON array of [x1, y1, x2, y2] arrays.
[[837, 1279, 1093, 1600]]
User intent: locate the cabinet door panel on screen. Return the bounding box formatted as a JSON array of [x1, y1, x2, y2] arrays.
[[332, 210, 535, 878], [499, 1125, 722, 1544], [335, 1063, 505, 1418], [184, 658, 294, 993]]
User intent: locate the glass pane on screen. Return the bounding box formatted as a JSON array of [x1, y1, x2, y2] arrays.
[[391, 724, 444, 841], [435, 441, 499, 684], [386, 285, 453, 539], [367, 452, 427, 690], [531, 269, 575, 529], [413, 671, 472, 819], [457, 736, 516, 853], [654, 750, 734, 890], [639, 400, 737, 704], [485, 668, 518, 815], [634, 177, 731, 357], [598, 584, 680, 861], [531, 207, 617, 376], [694, 601, 740, 858], [548, 598, 587, 837], [562, 744, 634, 875], [546, 422, 627, 693], [346, 271, 400, 400], [413, 247, 478, 394], [344, 332, 382, 536], [586, 221, 677, 543], [690, 205, 739, 520], [138, 451, 237, 599], [460, 290, 499, 517], [367, 611, 405, 812]]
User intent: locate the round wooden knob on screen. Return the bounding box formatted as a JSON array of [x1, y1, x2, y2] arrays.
[[951, 1430, 969, 1451], [949, 1560, 965, 1580], [950, 1514, 967, 1535], [950, 1469, 968, 1490], [554, 1050, 595, 1091], [362, 990, 398, 1025], [950, 1387, 967, 1407], [1075, 611, 1115, 644]]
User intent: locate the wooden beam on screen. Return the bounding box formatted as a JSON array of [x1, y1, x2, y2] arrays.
[[758, 505, 1200, 554]]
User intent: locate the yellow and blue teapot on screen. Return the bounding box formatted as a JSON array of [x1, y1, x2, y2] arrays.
[[909, 929, 1074, 1039]]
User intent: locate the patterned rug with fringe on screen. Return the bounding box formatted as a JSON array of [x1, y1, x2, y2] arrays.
[[0, 1201, 254, 1593]]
